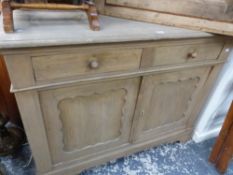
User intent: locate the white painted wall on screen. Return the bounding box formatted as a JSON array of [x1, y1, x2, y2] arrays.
[[193, 49, 233, 143]]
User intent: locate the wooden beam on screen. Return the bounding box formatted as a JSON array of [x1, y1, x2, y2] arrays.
[[10, 2, 89, 10], [96, 0, 233, 36], [24, 0, 48, 2], [102, 6, 233, 36], [106, 0, 233, 23]]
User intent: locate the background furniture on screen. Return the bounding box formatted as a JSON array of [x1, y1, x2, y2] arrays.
[[209, 101, 233, 173], [0, 55, 20, 125], [0, 11, 231, 175], [95, 0, 233, 36], [1, 0, 100, 32]]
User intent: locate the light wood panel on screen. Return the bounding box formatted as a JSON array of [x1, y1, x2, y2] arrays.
[[141, 40, 224, 68], [131, 66, 212, 142], [32, 49, 142, 81], [2, 36, 230, 175], [58, 89, 125, 151], [4, 38, 226, 91], [96, 0, 233, 36], [106, 0, 233, 22], [3, 54, 35, 89], [40, 78, 140, 164], [15, 91, 52, 174]]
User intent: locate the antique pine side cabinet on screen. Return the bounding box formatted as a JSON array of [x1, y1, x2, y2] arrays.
[[0, 11, 232, 175]]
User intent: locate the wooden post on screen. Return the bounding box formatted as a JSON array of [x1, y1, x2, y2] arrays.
[[209, 101, 233, 163], [1, 0, 14, 33], [86, 1, 100, 31], [216, 125, 233, 173], [209, 101, 233, 173]]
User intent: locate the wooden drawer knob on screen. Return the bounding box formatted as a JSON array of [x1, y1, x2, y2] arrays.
[[187, 52, 198, 59], [89, 60, 99, 69]]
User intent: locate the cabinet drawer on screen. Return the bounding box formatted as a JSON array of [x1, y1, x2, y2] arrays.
[[141, 41, 224, 68], [32, 49, 142, 81]]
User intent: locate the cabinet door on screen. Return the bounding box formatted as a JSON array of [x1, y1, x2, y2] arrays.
[[39, 78, 140, 164], [131, 67, 212, 142]]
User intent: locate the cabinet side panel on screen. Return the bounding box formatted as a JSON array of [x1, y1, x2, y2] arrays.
[[15, 92, 53, 174]]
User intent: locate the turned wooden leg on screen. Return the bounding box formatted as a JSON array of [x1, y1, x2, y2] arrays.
[[1, 0, 14, 33], [86, 1, 100, 31]]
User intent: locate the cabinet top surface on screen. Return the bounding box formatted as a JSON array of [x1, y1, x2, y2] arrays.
[[0, 10, 213, 49]]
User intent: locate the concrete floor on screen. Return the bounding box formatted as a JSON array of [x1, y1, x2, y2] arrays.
[[0, 138, 232, 175]]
